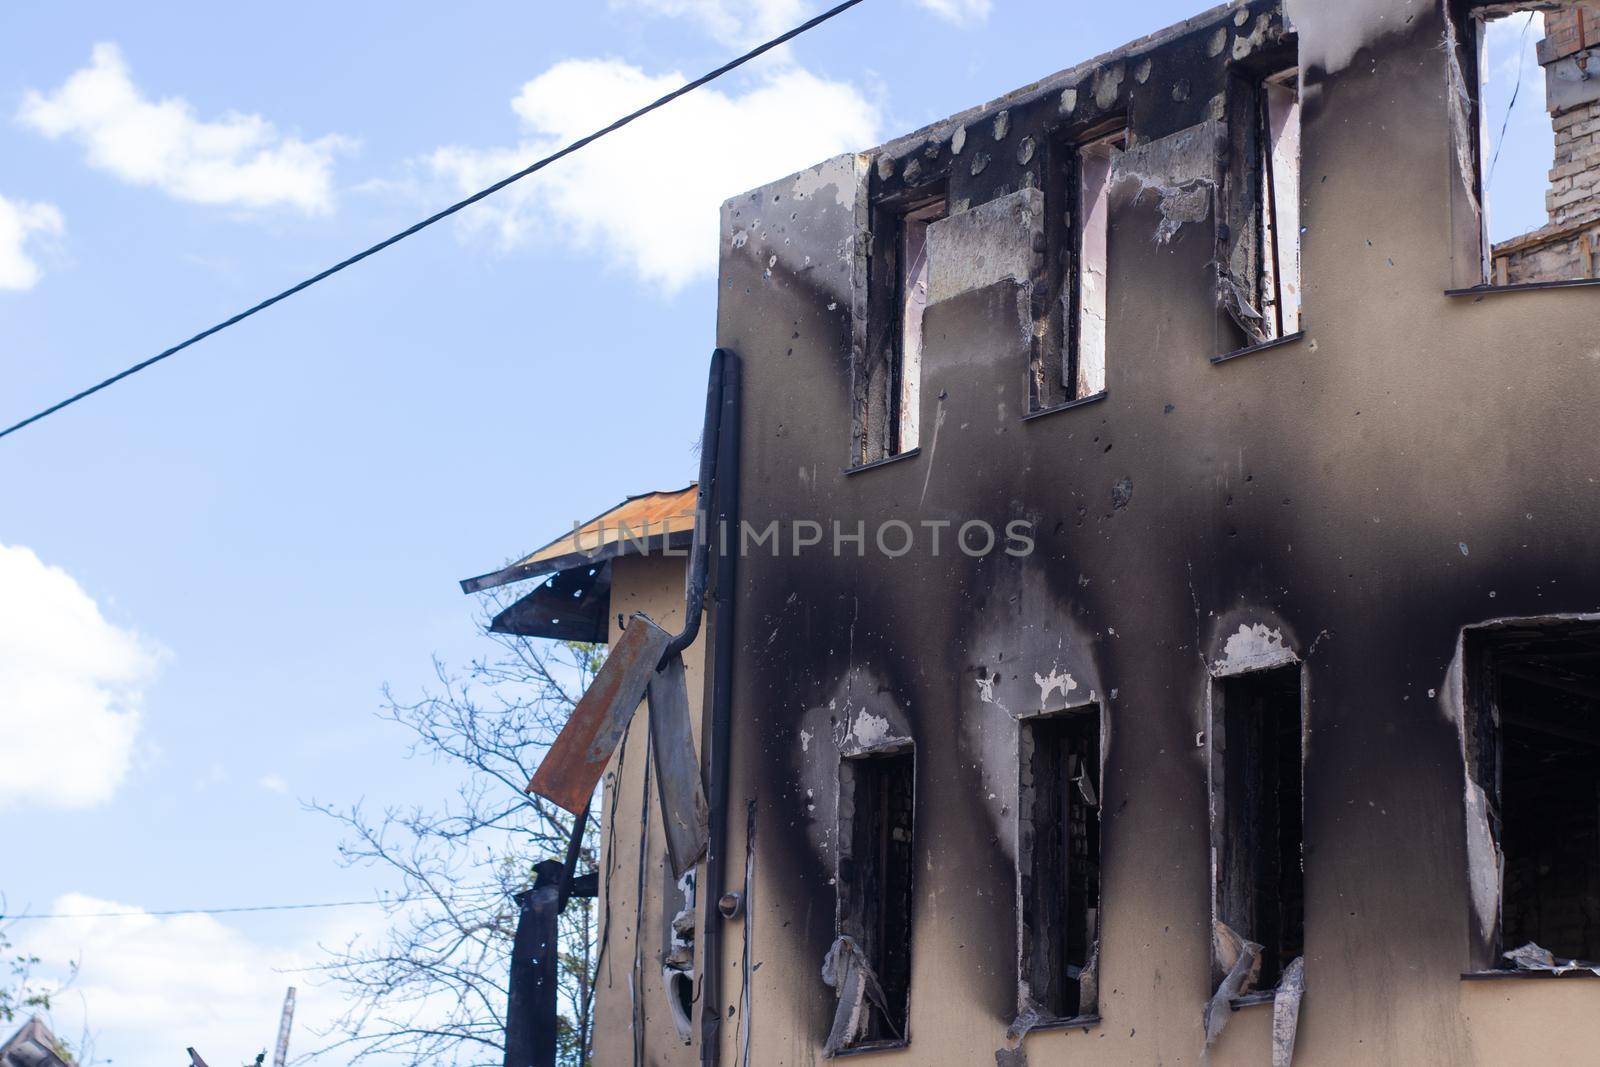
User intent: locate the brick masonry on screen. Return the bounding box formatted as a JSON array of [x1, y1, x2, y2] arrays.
[[1492, 4, 1600, 282]]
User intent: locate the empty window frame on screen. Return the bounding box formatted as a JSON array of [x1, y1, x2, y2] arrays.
[[1460, 3, 1600, 286], [858, 188, 947, 464], [1036, 128, 1124, 411], [1221, 65, 1302, 349], [1466, 623, 1600, 964], [834, 748, 917, 1047], [1210, 665, 1305, 991], [1018, 706, 1102, 1021]]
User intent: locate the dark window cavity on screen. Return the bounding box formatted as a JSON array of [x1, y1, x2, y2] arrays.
[[1036, 127, 1123, 411], [1220, 61, 1302, 349], [857, 188, 947, 464], [834, 747, 916, 1046], [1467, 623, 1600, 965], [1211, 664, 1305, 991], [1019, 706, 1102, 1020]]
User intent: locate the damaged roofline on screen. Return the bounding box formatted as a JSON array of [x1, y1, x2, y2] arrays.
[[459, 528, 695, 595], [869, 1, 1246, 161], [717, 0, 1251, 216]]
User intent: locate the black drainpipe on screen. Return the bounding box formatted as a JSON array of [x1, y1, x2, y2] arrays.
[[698, 349, 741, 1067]]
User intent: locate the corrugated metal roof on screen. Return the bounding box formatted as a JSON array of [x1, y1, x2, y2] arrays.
[[461, 484, 698, 594]]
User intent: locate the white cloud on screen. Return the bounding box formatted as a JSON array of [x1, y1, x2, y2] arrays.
[[914, 0, 992, 25], [0, 544, 160, 811], [428, 59, 878, 291], [259, 773, 290, 795], [0, 192, 63, 291], [14, 894, 337, 1064], [18, 43, 352, 215], [613, 0, 811, 47]]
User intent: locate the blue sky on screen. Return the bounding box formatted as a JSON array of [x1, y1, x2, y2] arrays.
[[0, 1, 1554, 1061]]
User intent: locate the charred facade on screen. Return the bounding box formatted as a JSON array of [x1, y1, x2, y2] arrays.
[[509, 2, 1600, 1065], [701, 1, 1600, 1064]]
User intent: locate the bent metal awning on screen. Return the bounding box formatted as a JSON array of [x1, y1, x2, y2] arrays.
[[458, 484, 697, 643]]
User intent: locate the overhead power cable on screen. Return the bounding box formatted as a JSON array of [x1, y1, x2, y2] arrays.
[[0, 0, 868, 442], [1486, 11, 1538, 190]]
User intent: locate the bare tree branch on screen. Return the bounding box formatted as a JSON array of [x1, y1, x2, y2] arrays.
[[306, 591, 602, 1066]]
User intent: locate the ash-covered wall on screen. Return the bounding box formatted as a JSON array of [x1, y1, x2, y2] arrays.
[[695, 1, 1600, 1064]]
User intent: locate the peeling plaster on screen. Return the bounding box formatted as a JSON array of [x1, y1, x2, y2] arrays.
[[1232, 12, 1273, 60], [788, 158, 859, 209], [1034, 667, 1079, 705], [1092, 63, 1126, 109], [1211, 621, 1300, 676], [1112, 120, 1218, 244], [848, 711, 894, 750], [976, 671, 1013, 716]]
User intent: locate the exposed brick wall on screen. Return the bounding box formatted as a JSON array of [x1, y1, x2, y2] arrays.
[[1538, 2, 1599, 65], [1548, 99, 1600, 228]]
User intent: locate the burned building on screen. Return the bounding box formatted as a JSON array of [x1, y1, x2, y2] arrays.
[[491, 2, 1600, 1064]]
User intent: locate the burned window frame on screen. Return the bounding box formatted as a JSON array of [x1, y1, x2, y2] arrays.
[[1463, 620, 1600, 970], [853, 178, 949, 468], [1448, 1, 1600, 289], [1207, 660, 1307, 995], [1017, 701, 1104, 1024], [828, 742, 917, 1053], [1219, 40, 1304, 353], [1034, 121, 1126, 413]]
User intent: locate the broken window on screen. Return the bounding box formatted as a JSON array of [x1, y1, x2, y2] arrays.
[[1018, 706, 1101, 1021], [1466, 623, 1600, 965], [828, 747, 916, 1050], [1220, 61, 1303, 349], [1035, 126, 1124, 411], [1458, 2, 1600, 286], [857, 187, 947, 464], [1210, 664, 1304, 991]]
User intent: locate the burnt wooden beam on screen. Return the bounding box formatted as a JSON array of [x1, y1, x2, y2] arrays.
[[505, 859, 565, 1067]]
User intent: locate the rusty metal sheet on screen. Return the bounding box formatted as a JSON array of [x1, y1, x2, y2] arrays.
[[528, 613, 672, 814], [647, 652, 709, 878]]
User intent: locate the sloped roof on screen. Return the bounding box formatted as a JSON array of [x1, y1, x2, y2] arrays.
[[460, 485, 698, 594], [1, 1017, 74, 1067]]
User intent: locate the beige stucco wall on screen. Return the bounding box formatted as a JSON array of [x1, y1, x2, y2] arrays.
[[589, 552, 706, 1067]]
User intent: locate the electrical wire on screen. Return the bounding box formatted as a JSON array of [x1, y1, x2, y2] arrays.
[[1486, 11, 1539, 190], [0, 0, 868, 442]]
